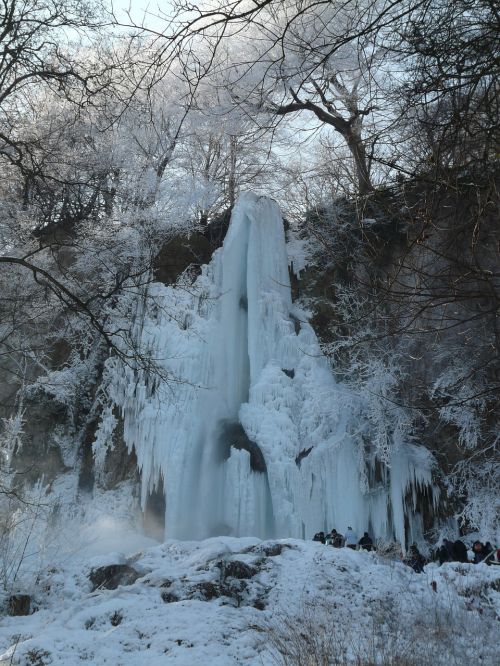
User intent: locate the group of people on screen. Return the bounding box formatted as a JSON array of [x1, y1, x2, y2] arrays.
[[313, 530, 499, 573], [407, 538, 499, 573], [313, 527, 374, 551], [438, 539, 498, 565]]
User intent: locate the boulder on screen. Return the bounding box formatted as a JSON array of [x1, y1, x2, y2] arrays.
[[89, 564, 140, 591], [8, 594, 30, 616], [218, 560, 257, 580], [195, 581, 221, 601]]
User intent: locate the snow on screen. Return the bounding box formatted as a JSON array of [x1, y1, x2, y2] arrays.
[[0, 537, 498, 665], [286, 234, 310, 277], [102, 192, 437, 545]]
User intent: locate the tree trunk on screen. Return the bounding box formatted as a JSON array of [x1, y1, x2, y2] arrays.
[[227, 135, 237, 208], [273, 97, 374, 196], [346, 132, 373, 196]]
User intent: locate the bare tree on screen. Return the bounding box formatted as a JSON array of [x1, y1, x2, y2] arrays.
[[396, 0, 499, 174]]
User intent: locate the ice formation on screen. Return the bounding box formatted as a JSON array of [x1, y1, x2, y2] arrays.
[[103, 193, 437, 544]]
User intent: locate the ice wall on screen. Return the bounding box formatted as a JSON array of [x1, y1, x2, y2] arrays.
[[102, 193, 437, 544]]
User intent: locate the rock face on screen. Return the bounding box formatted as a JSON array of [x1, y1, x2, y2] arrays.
[[217, 559, 257, 580], [89, 565, 141, 591], [153, 210, 231, 285], [217, 421, 267, 473], [153, 233, 214, 285], [296, 177, 499, 535]]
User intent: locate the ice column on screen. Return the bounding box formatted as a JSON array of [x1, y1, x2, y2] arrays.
[[107, 192, 437, 544]]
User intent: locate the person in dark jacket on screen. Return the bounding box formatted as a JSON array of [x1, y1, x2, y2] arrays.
[[327, 529, 338, 546], [437, 539, 454, 565], [358, 532, 374, 551], [452, 539, 468, 563], [483, 542, 494, 564], [437, 545, 448, 565], [405, 544, 425, 573], [330, 529, 344, 548], [472, 541, 494, 564]]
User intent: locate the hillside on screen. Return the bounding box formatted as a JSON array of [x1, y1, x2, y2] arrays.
[[1, 537, 499, 665]]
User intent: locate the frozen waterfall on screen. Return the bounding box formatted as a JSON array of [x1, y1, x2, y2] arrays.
[[102, 192, 437, 545]]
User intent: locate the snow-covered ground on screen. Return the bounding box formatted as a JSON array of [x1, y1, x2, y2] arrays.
[[1, 537, 499, 665]]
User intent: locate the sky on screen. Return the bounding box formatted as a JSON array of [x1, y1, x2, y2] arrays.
[[110, 0, 176, 33]]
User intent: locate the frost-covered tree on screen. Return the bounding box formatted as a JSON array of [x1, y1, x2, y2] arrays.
[[127, 1, 432, 196], [395, 0, 499, 174], [302, 170, 499, 537], [172, 0, 391, 195]]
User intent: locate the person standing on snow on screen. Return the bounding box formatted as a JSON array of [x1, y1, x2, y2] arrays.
[[344, 526, 358, 550]]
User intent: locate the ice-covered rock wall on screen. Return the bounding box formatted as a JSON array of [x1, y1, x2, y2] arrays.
[[102, 193, 437, 544]]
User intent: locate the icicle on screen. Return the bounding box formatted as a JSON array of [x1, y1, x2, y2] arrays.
[[104, 192, 436, 545]]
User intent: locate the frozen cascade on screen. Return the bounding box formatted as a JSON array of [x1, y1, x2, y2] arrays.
[[102, 192, 438, 544]]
